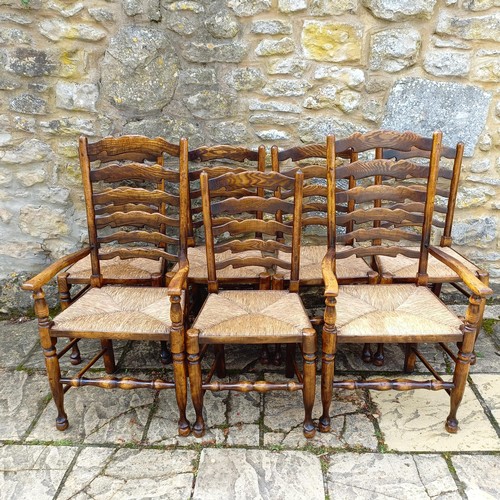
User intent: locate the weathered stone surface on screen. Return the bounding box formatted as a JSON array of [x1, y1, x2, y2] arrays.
[[16, 166, 47, 187], [0, 320, 37, 367], [370, 28, 420, 72], [0, 445, 77, 500], [210, 121, 249, 143], [478, 133, 493, 151], [9, 93, 46, 114], [451, 217, 496, 247], [279, 0, 307, 12], [0, 28, 32, 45], [255, 129, 290, 140], [313, 66, 365, 89], [6, 48, 57, 76], [303, 85, 338, 109], [48, 1, 84, 17], [463, 0, 500, 10], [451, 455, 500, 499], [249, 113, 300, 126], [0, 138, 52, 164], [101, 26, 179, 115], [165, 12, 200, 35], [39, 19, 106, 42], [456, 186, 495, 208], [205, 10, 240, 39], [362, 98, 383, 122], [255, 37, 295, 57], [310, 0, 358, 15], [326, 453, 459, 499], [184, 90, 234, 118], [470, 374, 500, 424], [298, 117, 363, 143], [302, 21, 363, 62], [262, 79, 312, 97], [363, 0, 437, 21], [225, 424, 260, 446], [249, 99, 301, 113], [180, 68, 216, 86], [424, 50, 470, 77], [13, 115, 35, 133], [40, 117, 96, 136], [382, 78, 491, 156], [432, 35, 471, 49], [163, 1, 204, 13], [472, 54, 500, 82], [193, 449, 325, 500], [19, 206, 70, 238], [183, 41, 248, 63], [228, 0, 271, 16], [251, 20, 292, 35], [229, 67, 266, 91], [436, 12, 500, 41], [470, 158, 491, 173], [267, 57, 309, 77], [88, 7, 115, 22], [123, 0, 162, 20], [55, 82, 99, 112]]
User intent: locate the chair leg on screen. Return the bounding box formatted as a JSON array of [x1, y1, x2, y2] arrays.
[[214, 345, 226, 378], [101, 339, 116, 374], [273, 344, 282, 366], [431, 282, 442, 297], [302, 329, 317, 438], [172, 348, 190, 437], [44, 337, 68, 431], [373, 344, 385, 366], [260, 345, 270, 365], [404, 343, 417, 373], [362, 343, 372, 363], [160, 341, 173, 365], [285, 344, 296, 379], [187, 329, 205, 437], [57, 274, 81, 365]]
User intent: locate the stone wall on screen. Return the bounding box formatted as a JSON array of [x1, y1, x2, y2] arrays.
[[0, 0, 498, 314]]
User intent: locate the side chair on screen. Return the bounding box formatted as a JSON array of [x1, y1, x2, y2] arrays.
[[22, 137, 192, 436], [186, 169, 317, 439], [319, 131, 493, 434]]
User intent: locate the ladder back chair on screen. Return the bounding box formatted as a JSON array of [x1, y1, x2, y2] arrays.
[[22, 137, 192, 436], [319, 131, 493, 434], [187, 169, 317, 439], [58, 135, 185, 364]]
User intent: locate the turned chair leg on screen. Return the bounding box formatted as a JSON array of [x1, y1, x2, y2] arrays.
[[101, 339, 116, 374], [57, 274, 82, 365], [404, 343, 417, 373], [187, 329, 205, 438], [44, 337, 68, 431], [171, 347, 190, 437], [373, 344, 385, 366], [160, 341, 173, 365], [362, 343, 372, 363], [285, 344, 296, 378], [214, 345, 226, 378], [302, 329, 317, 438]]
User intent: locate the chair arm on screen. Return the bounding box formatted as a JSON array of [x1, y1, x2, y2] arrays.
[[167, 260, 189, 296], [322, 247, 339, 297], [428, 246, 493, 297], [22, 247, 92, 292]]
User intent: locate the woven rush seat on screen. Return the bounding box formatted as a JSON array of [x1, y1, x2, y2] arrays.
[[53, 287, 182, 337], [335, 284, 463, 342], [375, 247, 481, 281], [64, 246, 162, 281], [277, 245, 373, 282], [193, 290, 312, 341]]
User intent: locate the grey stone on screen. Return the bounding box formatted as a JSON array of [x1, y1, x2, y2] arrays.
[[48, 1, 84, 17], [478, 133, 493, 151], [88, 7, 115, 22], [39, 117, 96, 136], [229, 67, 266, 91], [327, 453, 459, 499], [13, 115, 35, 133], [362, 98, 383, 122], [0, 445, 77, 500], [209, 121, 249, 144], [432, 35, 472, 49], [249, 99, 301, 113], [424, 50, 470, 77], [251, 20, 292, 35], [310, 0, 358, 15], [278, 0, 307, 12], [267, 57, 309, 77], [436, 12, 500, 41], [0, 138, 52, 164], [225, 424, 260, 446], [456, 186, 495, 208], [16, 166, 47, 187], [229, 384, 260, 425], [55, 82, 99, 112], [205, 10, 240, 39], [382, 78, 491, 156], [466, 174, 500, 186], [303, 85, 338, 109], [262, 79, 312, 97], [163, 1, 205, 13], [183, 41, 248, 63], [19, 206, 70, 239], [165, 12, 200, 35], [0, 28, 32, 45], [451, 217, 497, 247], [255, 37, 295, 57], [228, 0, 272, 17], [193, 449, 325, 500], [470, 158, 491, 173], [6, 48, 57, 77], [39, 19, 106, 42], [184, 90, 234, 119], [0, 13, 32, 25], [451, 455, 500, 498], [463, 0, 500, 10], [0, 77, 21, 90], [298, 117, 364, 143], [370, 28, 421, 72], [249, 113, 300, 126], [180, 68, 216, 86], [363, 0, 437, 21], [101, 26, 179, 115], [9, 93, 47, 115], [472, 54, 500, 82], [255, 129, 290, 141], [313, 66, 365, 89]]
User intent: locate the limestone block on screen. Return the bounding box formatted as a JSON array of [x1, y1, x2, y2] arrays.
[[0, 28, 32, 45], [424, 50, 470, 77], [382, 78, 491, 156], [479, 133, 493, 151], [451, 217, 497, 247], [279, 0, 307, 12], [456, 186, 495, 208], [40, 117, 95, 136], [101, 26, 179, 115], [0, 77, 21, 90], [251, 20, 292, 35], [436, 12, 500, 41], [184, 90, 234, 118], [0, 208, 13, 223], [362, 98, 383, 122], [370, 28, 421, 72], [299, 117, 363, 142], [15, 167, 46, 187], [303, 84, 337, 109], [13, 116, 35, 133], [451, 455, 500, 499], [262, 79, 312, 97], [0, 139, 52, 164], [49, 1, 84, 17], [19, 206, 70, 239], [229, 67, 266, 91], [249, 113, 300, 126], [0, 13, 32, 25], [472, 54, 500, 82], [6, 47, 57, 77], [88, 7, 115, 22], [0, 168, 13, 186], [248, 99, 302, 113], [314, 66, 365, 89], [337, 89, 361, 113], [183, 41, 248, 63], [267, 57, 309, 77], [228, 0, 271, 17], [205, 10, 240, 39], [432, 35, 471, 49], [55, 82, 99, 112], [302, 20, 363, 62], [462, 0, 500, 11], [209, 121, 249, 143], [57, 48, 88, 79], [165, 13, 200, 35], [180, 68, 216, 86], [39, 19, 106, 41], [363, 0, 437, 21], [470, 158, 491, 173], [310, 0, 358, 15], [256, 129, 290, 140], [255, 37, 295, 56]]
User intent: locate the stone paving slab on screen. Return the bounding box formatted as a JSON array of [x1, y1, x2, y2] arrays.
[[193, 449, 324, 500], [0, 320, 38, 368], [470, 373, 500, 425], [451, 454, 500, 500], [326, 453, 460, 499], [370, 375, 500, 452], [0, 444, 78, 500]]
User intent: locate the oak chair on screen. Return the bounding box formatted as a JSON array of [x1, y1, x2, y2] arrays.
[[22, 137, 192, 436], [57, 135, 185, 365], [319, 131, 493, 434], [187, 169, 317, 438]]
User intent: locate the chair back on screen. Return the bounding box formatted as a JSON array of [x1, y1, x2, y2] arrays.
[[200, 170, 304, 293], [79, 135, 189, 287]]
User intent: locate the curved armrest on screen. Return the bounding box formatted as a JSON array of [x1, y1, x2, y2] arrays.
[[167, 260, 189, 296], [22, 247, 92, 292], [322, 247, 339, 297], [428, 246, 493, 297]]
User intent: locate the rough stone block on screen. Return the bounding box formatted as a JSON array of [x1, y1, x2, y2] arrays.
[[370, 28, 421, 72], [39, 19, 106, 42], [184, 90, 234, 118], [209, 121, 249, 143], [262, 79, 312, 97], [302, 21, 362, 62], [436, 12, 500, 41], [382, 78, 491, 155], [228, 0, 272, 17], [363, 0, 437, 21], [310, 0, 358, 15], [6, 48, 57, 77], [180, 68, 216, 86], [249, 99, 301, 113], [56, 82, 99, 112], [278, 0, 307, 12], [205, 10, 240, 39], [451, 455, 500, 499], [255, 129, 290, 140], [313, 66, 365, 89], [267, 57, 309, 77], [9, 93, 47, 115], [183, 41, 248, 63], [299, 116, 364, 142], [424, 50, 470, 77], [229, 67, 266, 90], [251, 20, 292, 35], [255, 37, 295, 56], [0, 138, 52, 164], [472, 54, 500, 82], [451, 217, 497, 247], [463, 0, 500, 10]]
